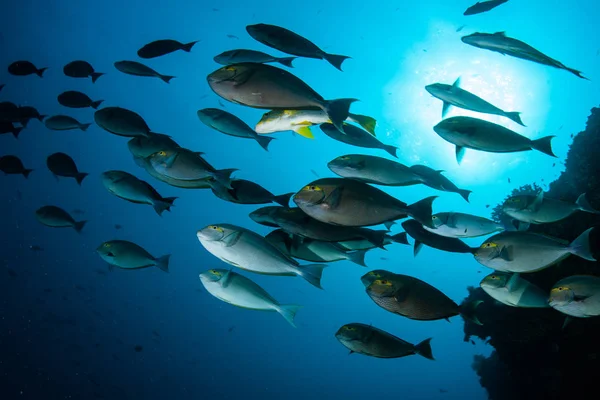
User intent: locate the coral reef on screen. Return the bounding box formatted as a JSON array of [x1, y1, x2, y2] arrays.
[[463, 106, 600, 400]]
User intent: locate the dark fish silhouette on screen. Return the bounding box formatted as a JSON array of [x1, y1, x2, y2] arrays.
[[464, 0, 509, 16], [0, 155, 33, 178], [114, 61, 174, 83], [137, 39, 199, 58], [401, 219, 475, 256], [63, 61, 104, 83], [320, 123, 397, 157], [35, 206, 87, 233], [8, 61, 47, 77], [214, 49, 296, 68], [47, 152, 89, 185], [58, 91, 103, 109], [45, 115, 91, 131]]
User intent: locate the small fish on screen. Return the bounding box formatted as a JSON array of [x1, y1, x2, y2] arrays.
[[30, 245, 44, 251], [45, 115, 91, 131], [228, 326, 235, 333], [114, 224, 123, 230], [199, 269, 301, 327], [210, 179, 292, 207], [58, 91, 103, 109], [218, 100, 226, 108], [335, 323, 434, 360], [96, 240, 170, 272], [508, 178, 511, 183], [502, 192, 599, 225], [47, 152, 89, 185], [114, 61, 175, 83], [456, 25, 466, 32], [464, 0, 509, 16], [94, 107, 155, 138], [0, 155, 33, 178], [134, 345, 143, 352], [481, 271, 549, 308], [197, 108, 274, 151], [7, 268, 17, 278], [226, 34, 239, 39], [549, 275, 600, 318], [214, 49, 296, 68], [137, 39, 199, 59], [8, 61, 47, 77], [310, 169, 319, 178], [63, 61, 104, 83], [320, 123, 396, 157], [409, 165, 472, 202], [35, 206, 87, 232]]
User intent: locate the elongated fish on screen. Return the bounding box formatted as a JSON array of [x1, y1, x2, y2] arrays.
[[480, 272, 549, 308], [424, 212, 504, 238], [320, 123, 396, 158], [402, 219, 475, 256], [461, 32, 588, 80], [114, 61, 175, 83], [426, 77, 524, 125], [464, 0, 509, 16], [328, 154, 423, 186], [549, 275, 600, 318], [197, 108, 274, 151], [214, 49, 297, 68]]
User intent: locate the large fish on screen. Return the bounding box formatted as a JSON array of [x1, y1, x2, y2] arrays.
[[433, 116, 556, 164], [255, 109, 376, 139], [199, 269, 301, 327], [549, 275, 600, 318], [328, 154, 422, 186], [461, 32, 588, 80], [335, 323, 434, 360], [214, 49, 296, 68], [320, 123, 397, 158], [58, 91, 103, 109], [293, 178, 436, 228], [402, 219, 475, 256], [196, 223, 327, 289], [35, 206, 86, 233], [114, 61, 175, 83], [207, 63, 356, 133], [46, 152, 88, 185], [463, 0, 509, 16], [137, 39, 199, 59], [424, 212, 504, 238], [246, 23, 350, 71], [0, 155, 33, 178], [8, 61, 47, 77], [133, 156, 213, 189], [425, 77, 524, 125], [502, 191, 599, 226], [409, 165, 472, 202], [45, 115, 91, 132], [210, 179, 292, 207], [197, 108, 274, 151], [480, 272, 549, 308], [96, 240, 170, 272], [474, 228, 596, 273]]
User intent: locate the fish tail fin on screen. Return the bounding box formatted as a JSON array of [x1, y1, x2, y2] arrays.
[[153, 197, 177, 216], [576, 193, 600, 214], [324, 98, 358, 133], [566, 67, 589, 80], [21, 119, 29, 128], [22, 169, 33, 179], [182, 41, 199, 52], [383, 144, 398, 158], [458, 189, 472, 203], [12, 127, 23, 139], [160, 75, 176, 84], [505, 111, 525, 127], [75, 172, 89, 185], [407, 196, 437, 228], [322, 53, 351, 71], [362, 229, 388, 249], [390, 232, 409, 245], [568, 227, 596, 261], [37, 115, 47, 122], [90, 72, 105, 83], [276, 304, 302, 328], [255, 134, 275, 151], [414, 338, 435, 360], [273, 192, 293, 207], [90, 100, 104, 109], [349, 113, 377, 136], [155, 254, 171, 272], [277, 57, 297, 68], [460, 300, 483, 326], [36, 67, 48, 77], [73, 220, 87, 233], [296, 264, 327, 290], [346, 249, 369, 267], [530, 136, 556, 157], [212, 168, 238, 189], [80, 123, 92, 132]]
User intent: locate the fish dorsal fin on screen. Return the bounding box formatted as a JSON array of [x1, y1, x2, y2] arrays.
[[451, 77, 462, 90], [456, 146, 466, 164], [528, 191, 544, 211], [222, 230, 243, 247], [413, 241, 424, 257], [493, 31, 507, 37], [220, 269, 233, 288], [506, 273, 520, 292], [323, 186, 343, 209]]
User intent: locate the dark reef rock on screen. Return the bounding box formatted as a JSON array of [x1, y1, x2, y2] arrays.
[[464, 106, 600, 400]]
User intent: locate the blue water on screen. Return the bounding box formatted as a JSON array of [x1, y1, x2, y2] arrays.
[[1, 1, 599, 399]]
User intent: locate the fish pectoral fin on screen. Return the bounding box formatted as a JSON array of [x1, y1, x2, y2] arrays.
[[528, 191, 544, 212], [414, 241, 424, 257], [455, 146, 466, 164], [394, 289, 409, 303], [499, 246, 514, 262], [222, 231, 243, 247], [220, 269, 233, 288], [291, 235, 304, 251], [292, 126, 315, 139], [574, 294, 591, 302], [506, 273, 520, 292], [323, 186, 343, 209], [441, 102, 452, 118]]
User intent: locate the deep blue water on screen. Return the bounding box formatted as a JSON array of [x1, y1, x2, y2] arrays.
[[1, 1, 599, 399]]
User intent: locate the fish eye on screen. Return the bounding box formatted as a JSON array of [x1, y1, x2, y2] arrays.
[[481, 242, 497, 248], [432, 216, 438, 220], [304, 185, 322, 192], [491, 275, 497, 280], [103, 243, 110, 248], [157, 151, 166, 156], [339, 156, 350, 161], [225, 66, 236, 71]]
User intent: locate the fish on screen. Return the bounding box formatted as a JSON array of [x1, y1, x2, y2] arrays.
[[402, 219, 476, 256], [214, 49, 296, 68], [114, 224, 122, 230], [197, 108, 274, 151], [473, 228, 596, 273], [29, 245, 44, 251], [96, 240, 170, 272], [327, 154, 423, 186], [246, 23, 350, 71], [463, 0, 509, 16], [44, 115, 91, 132], [15, 106, 46, 127], [425, 77, 524, 125], [199, 269, 301, 327], [47, 152, 89, 185], [265, 229, 369, 267], [456, 25, 466, 33], [480, 272, 549, 308], [8, 61, 47, 77], [409, 165, 472, 202], [196, 223, 327, 289], [433, 116, 556, 164], [249, 205, 408, 248], [424, 212, 504, 238], [101, 170, 177, 216], [114, 61, 175, 83], [134, 345, 143, 352], [207, 63, 356, 133], [63, 61, 104, 83], [210, 179, 292, 207], [226, 34, 239, 39], [127, 133, 180, 158], [0, 155, 33, 178], [35, 206, 87, 233], [364, 271, 482, 323], [0, 121, 23, 139], [133, 155, 213, 190], [549, 275, 600, 318], [137, 39, 199, 58], [461, 32, 588, 80], [147, 148, 237, 188], [94, 107, 155, 138], [320, 123, 396, 157], [255, 109, 377, 138], [502, 191, 599, 226], [293, 178, 436, 228], [335, 323, 434, 360], [58, 91, 103, 109]]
